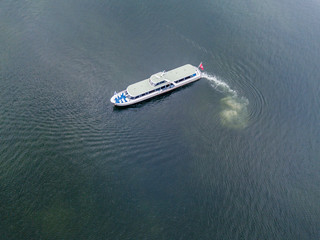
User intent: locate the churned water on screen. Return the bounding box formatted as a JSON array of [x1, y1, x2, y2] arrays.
[[1, 0, 319, 239]]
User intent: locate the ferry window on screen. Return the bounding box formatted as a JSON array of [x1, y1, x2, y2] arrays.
[[156, 80, 165, 86]]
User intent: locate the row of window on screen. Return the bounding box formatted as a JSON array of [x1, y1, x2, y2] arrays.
[[174, 73, 197, 84], [155, 80, 166, 86], [129, 83, 175, 100]]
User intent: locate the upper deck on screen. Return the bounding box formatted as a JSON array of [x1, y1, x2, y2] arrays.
[[127, 64, 198, 97]]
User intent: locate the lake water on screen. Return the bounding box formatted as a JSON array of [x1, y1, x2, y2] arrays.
[[1, 0, 319, 239]]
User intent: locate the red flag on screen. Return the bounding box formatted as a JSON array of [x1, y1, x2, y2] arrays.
[[198, 62, 204, 71]]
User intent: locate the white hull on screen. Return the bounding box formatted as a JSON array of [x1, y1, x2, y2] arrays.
[[110, 65, 202, 107]]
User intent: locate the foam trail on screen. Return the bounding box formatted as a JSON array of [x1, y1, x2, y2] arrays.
[[201, 72, 237, 96], [202, 72, 249, 129]]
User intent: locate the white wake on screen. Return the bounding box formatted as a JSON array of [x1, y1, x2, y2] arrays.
[[201, 72, 237, 96], [201, 72, 249, 129]]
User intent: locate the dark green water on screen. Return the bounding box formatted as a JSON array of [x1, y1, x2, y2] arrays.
[[1, 0, 319, 239]]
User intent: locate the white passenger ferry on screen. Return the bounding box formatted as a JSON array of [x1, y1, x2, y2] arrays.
[[110, 63, 203, 106]]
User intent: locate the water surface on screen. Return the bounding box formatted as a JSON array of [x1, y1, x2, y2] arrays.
[[1, 0, 319, 239]]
